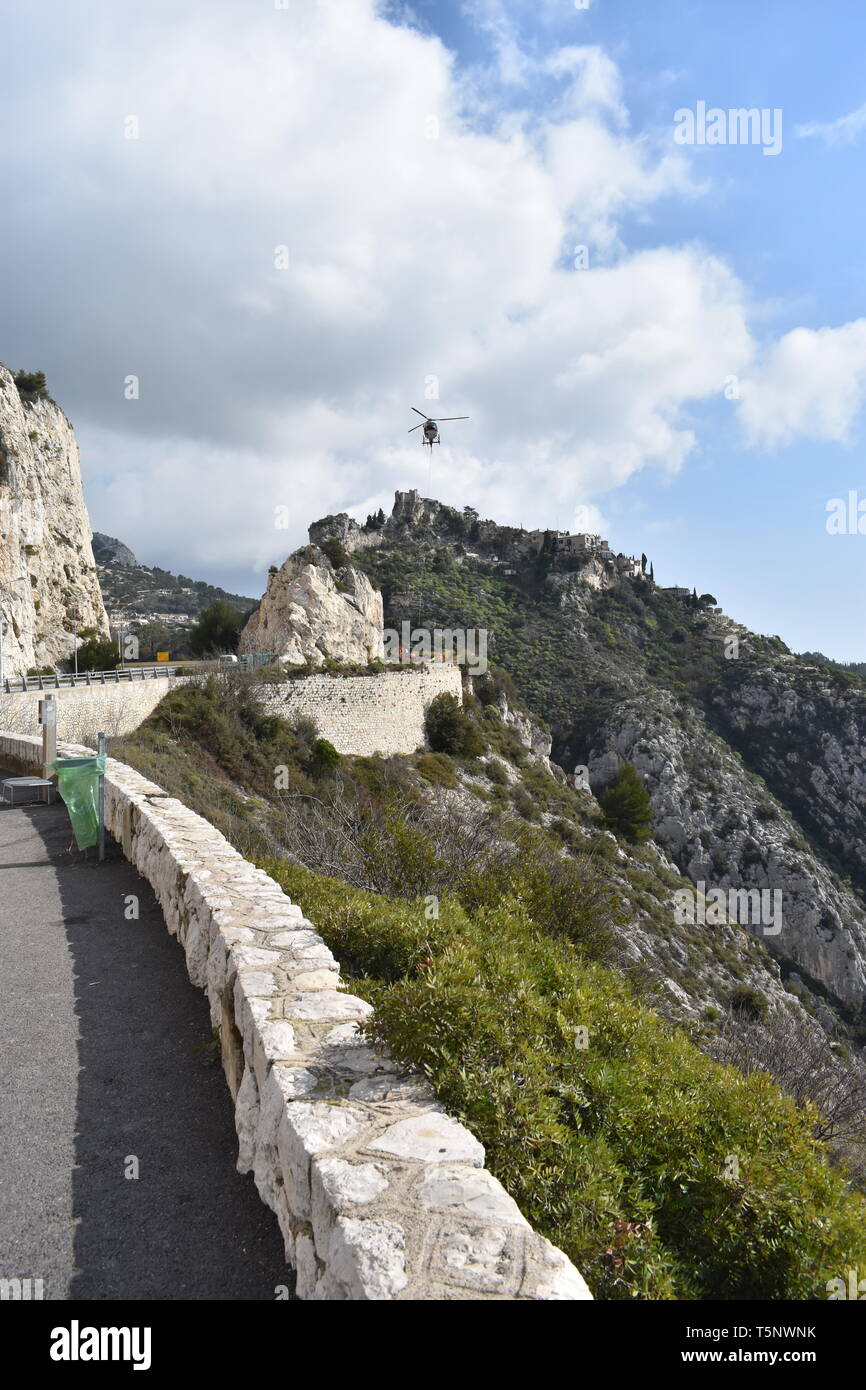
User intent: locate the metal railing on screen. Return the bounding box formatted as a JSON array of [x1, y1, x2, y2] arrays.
[[2, 664, 183, 695]]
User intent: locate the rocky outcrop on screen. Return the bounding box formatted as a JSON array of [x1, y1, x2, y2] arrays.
[[309, 491, 638, 582], [586, 689, 866, 1012], [711, 660, 866, 892], [0, 364, 109, 679], [239, 546, 384, 666], [92, 533, 138, 568]]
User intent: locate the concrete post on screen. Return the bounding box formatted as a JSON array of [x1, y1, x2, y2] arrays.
[[39, 693, 57, 780]]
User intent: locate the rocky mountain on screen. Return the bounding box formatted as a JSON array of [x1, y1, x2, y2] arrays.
[[97, 550, 255, 627], [0, 364, 108, 679], [311, 490, 866, 1034], [239, 543, 383, 666], [92, 532, 138, 568]]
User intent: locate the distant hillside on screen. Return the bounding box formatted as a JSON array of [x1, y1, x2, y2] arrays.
[[96, 538, 255, 623], [801, 650, 866, 679]]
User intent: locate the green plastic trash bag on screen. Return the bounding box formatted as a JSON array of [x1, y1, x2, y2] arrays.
[[53, 755, 106, 850]]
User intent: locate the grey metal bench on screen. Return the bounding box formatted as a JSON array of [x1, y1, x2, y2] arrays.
[[1, 776, 57, 807]]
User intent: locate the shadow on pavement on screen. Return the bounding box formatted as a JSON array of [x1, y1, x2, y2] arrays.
[[8, 785, 293, 1301]]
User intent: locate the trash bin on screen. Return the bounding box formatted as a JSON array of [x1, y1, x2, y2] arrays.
[[53, 755, 106, 850]]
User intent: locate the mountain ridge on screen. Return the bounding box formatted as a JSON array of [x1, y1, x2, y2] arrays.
[[306, 489, 866, 1022]]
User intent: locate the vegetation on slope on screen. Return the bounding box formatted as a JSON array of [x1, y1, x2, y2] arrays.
[[261, 860, 866, 1300], [111, 672, 866, 1299]]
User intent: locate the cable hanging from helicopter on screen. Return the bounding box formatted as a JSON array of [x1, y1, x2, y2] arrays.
[[408, 406, 469, 447]]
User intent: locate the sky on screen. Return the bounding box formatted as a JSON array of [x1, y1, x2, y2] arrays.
[[1, 0, 865, 658]]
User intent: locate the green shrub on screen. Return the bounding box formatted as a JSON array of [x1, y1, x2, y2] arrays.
[[307, 737, 340, 778], [189, 599, 243, 656], [320, 536, 350, 569], [597, 763, 653, 843], [76, 628, 118, 671], [261, 860, 866, 1300], [485, 757, 509, 786], [730, 985, 769, 1021], [13, 369, 49, 401], [425, 692, 485, 757], [512, 785, 539, 821], [416, 752, 457, 788]]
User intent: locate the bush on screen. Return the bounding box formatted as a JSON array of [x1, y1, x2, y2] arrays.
[[13, 369, 49, 401], [307, 737, 340, 778], [261, 859, 866, 1300], [320, 536, 350, 569], [189, 600, 243, 656], [485, 757, 510, 786], [76, 628, 118, 671], [425, 692, 485, 757], [416, 752, 457, 788], [730, 985, 769, 1021], [512, 785, 539, 821], [597, 763, 653, 843]]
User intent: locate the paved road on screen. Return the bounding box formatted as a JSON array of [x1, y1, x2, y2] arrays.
[[0, 775, 291, 1300]]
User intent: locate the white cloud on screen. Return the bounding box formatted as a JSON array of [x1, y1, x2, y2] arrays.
[[796, 103, 866, 146], [737, 321, 866, 448], [0, 0, 857, 596]]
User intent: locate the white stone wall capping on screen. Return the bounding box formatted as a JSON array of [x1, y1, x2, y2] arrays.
[[0, 730, 592, 1301]]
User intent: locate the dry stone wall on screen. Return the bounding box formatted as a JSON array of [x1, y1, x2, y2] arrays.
[[257, 664, 463, 755], [0, 730, 591, 1301]]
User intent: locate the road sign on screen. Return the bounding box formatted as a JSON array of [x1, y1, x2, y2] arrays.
[[156, 651, 170, 662]]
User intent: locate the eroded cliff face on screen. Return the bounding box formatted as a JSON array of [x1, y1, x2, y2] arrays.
[[587, 688, 866, 1011], [239, 545, 384, 665], [0, 365, 108, 679], [711, 661, 866, 892]]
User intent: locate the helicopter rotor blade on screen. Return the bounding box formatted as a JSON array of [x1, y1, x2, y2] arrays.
[[410, 407, 429, 419], [431, 416, 469, 422], [408, 424, 424, 432]]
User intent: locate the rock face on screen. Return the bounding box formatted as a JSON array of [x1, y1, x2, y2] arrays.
[[310, 490, 641, 584], [0, 365, 109, 679], [92, 532, 138, 568], [239, 545, 383, 666], [586, 686, 866, 1011]]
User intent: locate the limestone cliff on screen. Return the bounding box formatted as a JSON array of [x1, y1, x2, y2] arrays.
[[239, 545, 383, 666], [586, 688, 866, 1011], [0, 365, 109, 679]]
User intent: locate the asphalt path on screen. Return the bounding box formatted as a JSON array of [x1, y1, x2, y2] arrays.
[[0, 773, 291, 1300]]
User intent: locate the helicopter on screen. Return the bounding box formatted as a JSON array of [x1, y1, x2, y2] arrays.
[[408, 406, 469, 447]]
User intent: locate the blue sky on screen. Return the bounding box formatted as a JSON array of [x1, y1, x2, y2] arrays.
[[432, 0, 866, 657], [1, 0, 864, 657]]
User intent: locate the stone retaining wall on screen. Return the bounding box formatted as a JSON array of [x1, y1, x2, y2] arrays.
[[0, 731, 591, 1301], [0, 676, 182, 743], [0, 665, 462, 757], [257, 664, 463, 756]]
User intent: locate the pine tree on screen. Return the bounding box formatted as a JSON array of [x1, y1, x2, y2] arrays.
[[597, 763, 653, 843]]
